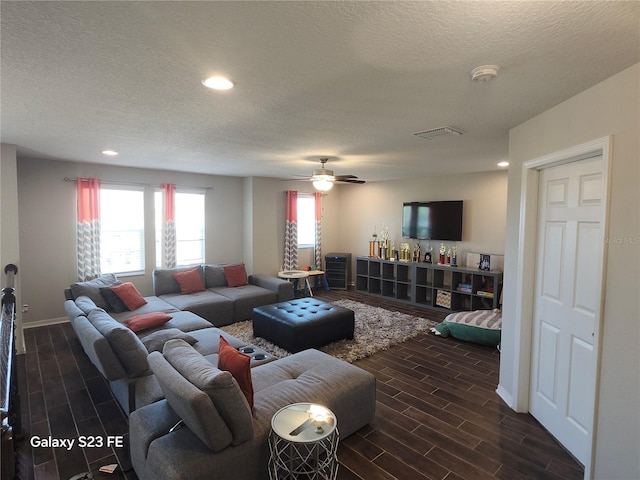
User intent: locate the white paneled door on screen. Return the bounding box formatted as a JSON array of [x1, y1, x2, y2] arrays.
[[530, 156, 604, 466]]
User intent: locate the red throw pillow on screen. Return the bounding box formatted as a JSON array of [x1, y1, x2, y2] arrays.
[[173, 268, 205, 294], [110, 282, 147, 310], [125, 312, 172, 332], [223, 264, 248, 287], [218, 335, 253, 410]]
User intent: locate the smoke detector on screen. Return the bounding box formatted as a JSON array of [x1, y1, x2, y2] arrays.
[[470, 65, 499, 82], [413, 126, 464, 140]]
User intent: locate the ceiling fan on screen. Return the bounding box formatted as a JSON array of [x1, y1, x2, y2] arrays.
[[288, 158, 366, 191]]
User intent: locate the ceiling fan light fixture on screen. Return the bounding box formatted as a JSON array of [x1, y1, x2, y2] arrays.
[[312, 176, 334, 191]]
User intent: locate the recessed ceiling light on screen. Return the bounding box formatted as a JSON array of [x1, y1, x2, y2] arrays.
[[102, 150, 118, 156], [497, 161, 509, 167], [202, 76, 234, 90]]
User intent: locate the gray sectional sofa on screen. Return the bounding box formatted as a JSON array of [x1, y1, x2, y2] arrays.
[[130, 342, 375, 480], [64, 265, 292, 414], [152, 264, 294, 326], [64, 266, 377, 479]]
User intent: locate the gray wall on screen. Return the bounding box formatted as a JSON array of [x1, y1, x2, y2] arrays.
[[13, 157, 507, 325], [501, 63, 639, 479], [16, 157, 245, 324], [336, 170, 508, 272]]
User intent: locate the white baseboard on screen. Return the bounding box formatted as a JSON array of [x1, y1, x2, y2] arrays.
[[495, 384, 514, 409], [22, 316, 69, 329]]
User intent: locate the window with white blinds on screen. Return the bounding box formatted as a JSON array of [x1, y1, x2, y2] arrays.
[[297, 195, 315, 247], [155, 190, 206, 267], [100, 186, 145, 275]]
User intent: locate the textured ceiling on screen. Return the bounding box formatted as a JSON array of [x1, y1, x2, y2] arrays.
[[1, 1, 639, 182]]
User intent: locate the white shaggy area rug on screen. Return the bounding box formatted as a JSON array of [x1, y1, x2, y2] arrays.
[[221, 299, 437, 363]]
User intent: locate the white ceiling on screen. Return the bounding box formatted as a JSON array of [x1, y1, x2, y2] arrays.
[[2, 1, 638, 182]]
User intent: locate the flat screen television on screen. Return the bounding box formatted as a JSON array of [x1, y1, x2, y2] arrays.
[[402, 200, 463, 241]]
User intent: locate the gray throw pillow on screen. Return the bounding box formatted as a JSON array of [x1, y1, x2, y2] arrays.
[[204, 264, 227, 288], [99, 282, 128, 313], [70, 274, 119, 309], [141, 328, 198, 353]]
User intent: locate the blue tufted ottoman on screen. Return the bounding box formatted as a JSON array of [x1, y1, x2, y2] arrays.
[[252, 298, 355, 352]]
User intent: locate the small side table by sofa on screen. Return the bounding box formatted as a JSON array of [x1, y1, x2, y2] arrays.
[[306, 270, 330, 294], [278, 270, 313, 297], [268, 403, 339, 480]]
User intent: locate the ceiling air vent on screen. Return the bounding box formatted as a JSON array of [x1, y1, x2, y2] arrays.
[[413, 126, 464, 140]]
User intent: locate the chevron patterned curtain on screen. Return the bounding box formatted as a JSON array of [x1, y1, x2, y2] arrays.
[[283, 190, 298, 271], [162, 183, 177, 268], [314, 192, 323, 270], [76, 177, 101, 281]]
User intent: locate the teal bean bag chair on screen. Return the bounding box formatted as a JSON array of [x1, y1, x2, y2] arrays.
[[431, 309, 502, 347]]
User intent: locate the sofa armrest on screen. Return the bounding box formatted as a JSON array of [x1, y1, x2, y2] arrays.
[[248, 274, 293, 302]]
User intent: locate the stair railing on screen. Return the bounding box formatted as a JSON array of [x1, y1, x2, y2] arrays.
[[1, 263, 19, 480]]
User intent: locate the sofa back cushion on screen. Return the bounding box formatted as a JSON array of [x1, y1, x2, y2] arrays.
[[64, 299, 85, 321], [148, 348, 234, 452], [162, 339, 254, 446], [70, 274, 119, 308], [69, 314, 127, 381], [203, 264, 227, 288], [141, 328, 198, 353], [75, 295, 100, 315], [87, 309, 150, 377], [153, 265, 204, 296]]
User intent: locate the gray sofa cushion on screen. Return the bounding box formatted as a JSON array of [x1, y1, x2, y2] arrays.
[[70, 274, 119, 309], [69, 314, 127, 381], [129, 399, 259, 480], [159, 291, 234, 327], [148, 347, 233, 452], [110, 296, 180, 323], [88, 309, 150, 377], [210, 285, 277, 323], [203, 264, 227, 288], [153, 265, 204, 296], [141, 328, 198, 353], [162, 339, 254, 446], [64, 299, 85, 321], [249, 274, 294, 302], [251, 349, 377, 440], [75, 295, 101, 315]]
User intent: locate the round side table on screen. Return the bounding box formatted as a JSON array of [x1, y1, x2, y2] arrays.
[[278, 270, 313, 297], [268, 403, 339, 480]]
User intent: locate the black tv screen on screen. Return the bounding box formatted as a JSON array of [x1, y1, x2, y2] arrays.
[[402, 201, 463, 241]]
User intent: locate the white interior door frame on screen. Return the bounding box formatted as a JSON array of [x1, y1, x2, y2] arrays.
[[512, 136, 611, 479]]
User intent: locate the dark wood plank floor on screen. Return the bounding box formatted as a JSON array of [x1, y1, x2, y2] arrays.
[[13, 288, 584, 480]]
